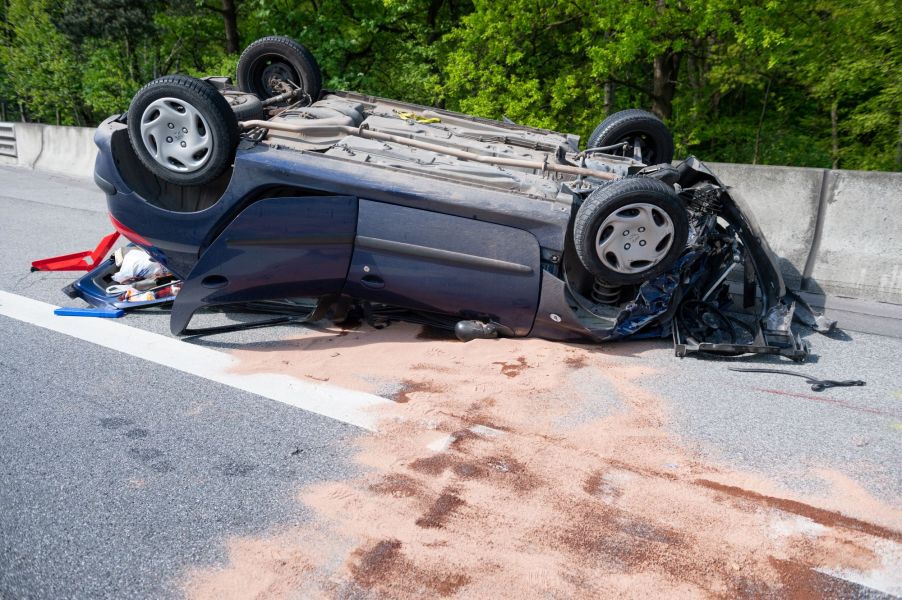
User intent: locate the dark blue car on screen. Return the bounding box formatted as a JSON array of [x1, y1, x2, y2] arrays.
[[81, 36, 822, 359]]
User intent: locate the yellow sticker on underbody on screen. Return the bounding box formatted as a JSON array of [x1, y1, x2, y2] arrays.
[[397, 110, 441, 124]]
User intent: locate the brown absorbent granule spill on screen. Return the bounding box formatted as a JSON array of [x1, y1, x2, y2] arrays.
[[564, 351, 589, 369], [350, 539, 403, 587], [415, 488, 466, 529], [350, 538, 471, 597], [768, 557, 873, 600], [184, 322, 902, 599], [492, 355, 529, 378], [695, 479, 902, 543], [368, 473, 424, 498], [392, 379, 446, 403]]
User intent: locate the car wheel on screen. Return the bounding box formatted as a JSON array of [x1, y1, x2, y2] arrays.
[[586, 109, 674, 165], [573, 177, 688, 285], [236, 36, 322, 102], [127, 75, 239, 186], [222, 90, 265, 122]]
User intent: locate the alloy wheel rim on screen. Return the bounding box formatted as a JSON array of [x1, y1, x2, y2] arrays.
[[139, 97, 213, 173], [594, 202, 675, 274]]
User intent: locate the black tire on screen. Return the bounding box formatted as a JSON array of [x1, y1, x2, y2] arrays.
[[222, 90, 266, 122], [236, 36, 322, 101], [127, 75, 239, 186], [573, 177, 688, 285], [586, 109, 674, 165]]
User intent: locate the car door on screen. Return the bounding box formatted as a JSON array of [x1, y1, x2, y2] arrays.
[[343, 200, 541, 335], [170, 195, 357, 334]]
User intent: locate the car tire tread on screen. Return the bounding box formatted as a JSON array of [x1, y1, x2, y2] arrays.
[[587, 109, 674, 165], [236, 36, 322, 101]]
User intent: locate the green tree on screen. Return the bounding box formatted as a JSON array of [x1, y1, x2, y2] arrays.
[[439, 0, 755, 136], [1, 0, 81, 124], [790, 0, 901, 169], [439, 0, 900, 170], [0, 0, 897, 170], [241, 0, 469, 104], [195, 0, 242, 55], [55, 0, 231, 118]]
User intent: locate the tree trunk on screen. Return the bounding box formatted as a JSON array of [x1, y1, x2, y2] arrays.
[[830, 99, 839, 170], [650, 0, 680, 120], [753, 77, 772, 165], [124, 37, 134, 82], [604, 79, 615, 116], [426, 0, 445, 42], [221, 0, 240, 55], [652, 52, 680, 119]]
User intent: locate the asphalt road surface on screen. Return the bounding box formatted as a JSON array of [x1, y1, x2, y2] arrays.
[[1, 165, 900, 599]]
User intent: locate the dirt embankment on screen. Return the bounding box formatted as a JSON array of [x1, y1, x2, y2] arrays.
[[184, 323, 901, 599]]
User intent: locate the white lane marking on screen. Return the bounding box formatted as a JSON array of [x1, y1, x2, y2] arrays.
[[0, 291, 388, 430], [425, 424, 507, 452], [426, 434, 455, 452], [469, 424, 505, 438], [768, 515, 827, 540], [815, 538, 902, 596], [769, 515, 902, 596], [815, 567, 902, 597]]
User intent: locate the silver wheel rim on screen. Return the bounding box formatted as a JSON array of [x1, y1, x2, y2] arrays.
[[139, 97, 213, 173], [595, 202, 675, 274]]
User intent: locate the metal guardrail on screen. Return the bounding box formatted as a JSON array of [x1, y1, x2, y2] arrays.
[[0, 123, 16, 157]]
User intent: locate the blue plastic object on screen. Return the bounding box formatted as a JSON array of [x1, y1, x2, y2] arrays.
[[54, 306, 125, 318], [63, 249, 177, 311]]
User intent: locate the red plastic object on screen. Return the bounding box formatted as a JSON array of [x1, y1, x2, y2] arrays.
[[109, 214, 151, 247], [30, 232, 120, 272]]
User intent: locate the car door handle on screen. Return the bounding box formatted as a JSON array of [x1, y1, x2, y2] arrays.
[[201, 275, 229, 289], [360, 274, 385, 289]]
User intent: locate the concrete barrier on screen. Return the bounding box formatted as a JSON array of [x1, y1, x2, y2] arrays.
[[0, 122, 899, 306], [808, 169, 902, 304], [0, 122, 97, 179], [706, 162, 823, 290], [708, 161, 902, 305]]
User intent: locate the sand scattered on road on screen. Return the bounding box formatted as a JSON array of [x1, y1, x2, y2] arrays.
[[184, 323, 901, 599]]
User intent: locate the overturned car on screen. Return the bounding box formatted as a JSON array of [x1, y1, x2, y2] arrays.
[[82, 36, 829, 359]]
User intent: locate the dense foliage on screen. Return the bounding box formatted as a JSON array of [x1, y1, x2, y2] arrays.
[[1, 0, 898, 170]]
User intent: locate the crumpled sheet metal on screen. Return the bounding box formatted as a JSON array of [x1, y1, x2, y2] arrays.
[[786, 290, 837, 333], [764, 301, 795, 332], [609, 250, 704, 340]]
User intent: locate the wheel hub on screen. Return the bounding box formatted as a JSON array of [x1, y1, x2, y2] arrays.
[[261, 62, 296, 95], [616, 135, 654, 164], [139, 97, 213, 173], [595, 202, 675, 274]]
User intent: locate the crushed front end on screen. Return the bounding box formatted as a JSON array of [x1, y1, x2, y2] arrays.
[[534, 158, 831, 361]]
